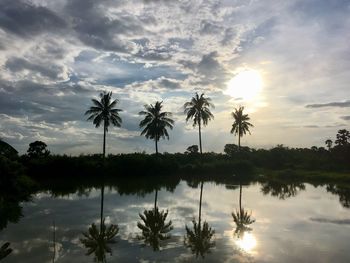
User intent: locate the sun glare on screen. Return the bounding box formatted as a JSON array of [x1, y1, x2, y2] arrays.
[[235, 233, 257, 252], [225, 70, 263, 101]]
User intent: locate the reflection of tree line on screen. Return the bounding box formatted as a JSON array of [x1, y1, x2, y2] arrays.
[[2, 179, 350, 261]]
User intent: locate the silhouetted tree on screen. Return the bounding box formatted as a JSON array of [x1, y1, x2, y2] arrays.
[[0, 242, 12, 260], [85, 91, 122, 158], [0, 139, 17, 158], [27, 141, 50, 157], [232, 184, 255, 238], [325, 139, 333, 151], [185, 182, 215, 258], [185, 145, 199, 154], [230, 106, 253, 151], [80, 185, 119, 262], [184, 93, 214, 154], [139, 101, 174, 155], [335, 129, 350, 146], [80, 219, 119, 263], [137, 189, 173, 251]]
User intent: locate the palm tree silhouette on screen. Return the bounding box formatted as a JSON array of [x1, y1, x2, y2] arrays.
[[139, 101, 174, 155], [230, 106, 253, 151], [184, 93, 214, 154], [137, 189, 173, 251], [185, 182, 215, 258], [325, 139, 333, 151], [80, 186, 119, 262], [232, 184, 255, 238], [85, 91, 122, 158], [0, 242, 12, 260]]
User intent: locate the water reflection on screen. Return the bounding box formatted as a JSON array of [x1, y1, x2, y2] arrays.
[[232, 183, 256, 254], [0, 242, 12, 261], [80, 185, 119, 262], [137, 189, 173, 251], [261, 180, 305, 199], [184, 181, 215, 258], [326, 184, 350, 208]]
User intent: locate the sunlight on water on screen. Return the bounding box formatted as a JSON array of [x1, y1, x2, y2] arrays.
[[235, 232, 257, 253]]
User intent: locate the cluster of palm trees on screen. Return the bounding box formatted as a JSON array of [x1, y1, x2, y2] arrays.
[[85, 91, 253, 155]]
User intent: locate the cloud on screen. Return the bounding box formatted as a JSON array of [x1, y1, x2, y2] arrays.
[[5, 57, 65, 80], [310, 217, 350, 225], [306, 101, 350, 108], [0, 0, 66, 37], [340, 116, 350, 121]]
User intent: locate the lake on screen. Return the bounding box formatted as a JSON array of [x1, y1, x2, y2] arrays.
[[1, 178, 350, 262]]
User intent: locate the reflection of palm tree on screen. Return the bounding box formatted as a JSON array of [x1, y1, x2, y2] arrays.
[[80, 219, 118, 263], [85, 91, 122, 158], [232, 184, 255, 238], [185, 182, 215, 258], [0, 242, 12, 261], [231, 106, 253, 151], [139, 101, 174, 155], [184, 93, 214, 154], [80, 186, 119, 262], [137, 189, 173, 251]]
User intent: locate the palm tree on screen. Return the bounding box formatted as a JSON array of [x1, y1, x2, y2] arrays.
[[185, 181, 215, 258], [184, 93, 214, 154], [232, 184, 255, 238], [325, 139, 333, 151], [230, 106, 253, 151], [139, 101, 174, 155], [137, 189, 173, 251], [85, 91, 122, 158]]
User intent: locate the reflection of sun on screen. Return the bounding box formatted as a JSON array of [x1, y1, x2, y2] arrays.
[[235, 233, 257, 252], [225, 69, 263, 101]]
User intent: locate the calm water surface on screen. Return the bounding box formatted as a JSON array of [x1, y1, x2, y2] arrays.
[[1, 180, 350, 262]]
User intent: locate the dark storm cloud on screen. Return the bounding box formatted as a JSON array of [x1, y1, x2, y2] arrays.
[[0, 0, 66, 37], [306, 100, 350, 108], [64, 0, 144, 53], [5, 57, 64, 80]]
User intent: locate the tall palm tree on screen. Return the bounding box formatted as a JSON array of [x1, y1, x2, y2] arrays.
[[85, 91, 122, 158], [232, 183, 255, 238], [184, 93, 214, 154], [185, 181, 215, 258], [230, 106, 253, 151], [325, 139, 333, 151], [137, 189, 173, 251], [139, 101, 174, 155]]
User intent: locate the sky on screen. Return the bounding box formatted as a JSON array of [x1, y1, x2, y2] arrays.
[[0, 0, 349, 155]]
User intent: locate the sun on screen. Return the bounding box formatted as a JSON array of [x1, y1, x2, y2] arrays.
[[225, 69, 263, 101]]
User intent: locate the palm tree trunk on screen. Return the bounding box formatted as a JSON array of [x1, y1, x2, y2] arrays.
[[154, 189, 158, 211], [103, 121, 107, 159], [198, 121, 202, 154], [239, 184, 242, 212], [198, 181, 204, 225], [155, 138, 158, 156], [238, 135, 241, 152], [100, 185, 105, 232]]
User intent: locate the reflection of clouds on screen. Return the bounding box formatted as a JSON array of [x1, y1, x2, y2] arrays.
[[1, 182, 350, 262]]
